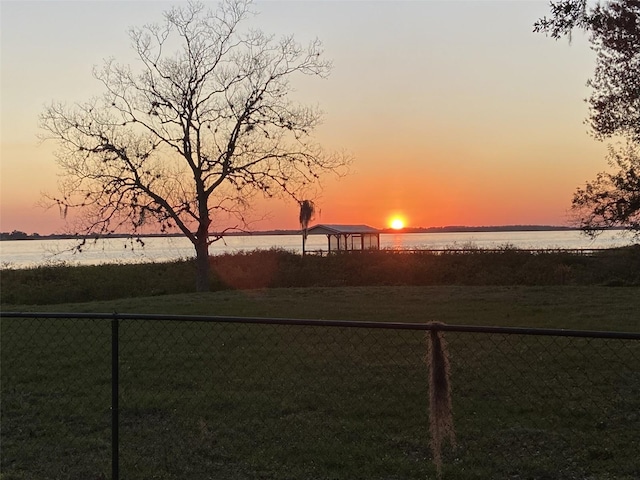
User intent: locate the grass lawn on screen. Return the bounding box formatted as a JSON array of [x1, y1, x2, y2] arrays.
[[6, 284, 638, 330], [2, 286, 640, 479]]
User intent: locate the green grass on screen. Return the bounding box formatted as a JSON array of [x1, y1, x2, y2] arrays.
[[4, 284, 638, 331], [2, 248, 639, 478], [2, 286, 639, 479]]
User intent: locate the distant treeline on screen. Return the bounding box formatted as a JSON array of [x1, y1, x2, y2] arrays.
[[1, 225, 588, 241], [377, 225, 581, 234], [0, 231, 183, 241]]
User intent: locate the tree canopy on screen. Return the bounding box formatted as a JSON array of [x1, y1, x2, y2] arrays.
[[571, 142, 640, 235], [298, 199, 316, 255], [535, 0, 640, 142], [536, 0, 640, 236], [40, 0, 348, 290]]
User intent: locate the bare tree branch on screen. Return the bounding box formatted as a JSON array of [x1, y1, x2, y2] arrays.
[[40, 0, 350, 291]]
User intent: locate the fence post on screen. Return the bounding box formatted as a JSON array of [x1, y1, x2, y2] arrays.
[[111, 318, 119, 480]]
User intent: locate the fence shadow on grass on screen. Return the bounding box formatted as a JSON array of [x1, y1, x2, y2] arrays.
[[1, 312, 639, 480]]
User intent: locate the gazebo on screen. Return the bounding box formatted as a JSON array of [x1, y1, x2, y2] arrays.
[[305, 224, 380, 253]]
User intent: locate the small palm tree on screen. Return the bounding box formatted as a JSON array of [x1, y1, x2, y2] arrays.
[[299, 200, 316, 256]]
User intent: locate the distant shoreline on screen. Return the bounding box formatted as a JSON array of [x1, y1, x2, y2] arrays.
[[0, 225, 597, 241]]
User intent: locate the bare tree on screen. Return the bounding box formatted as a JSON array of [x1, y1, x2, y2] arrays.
[[40, 0, 348, 291], [298, 199, 316, 256]]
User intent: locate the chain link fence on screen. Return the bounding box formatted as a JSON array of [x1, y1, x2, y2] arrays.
[[2, 313, 639, 479]]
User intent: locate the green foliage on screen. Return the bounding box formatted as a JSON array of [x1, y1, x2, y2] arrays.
[[0, 260, 198, 305], [2, 247, 640, 306]]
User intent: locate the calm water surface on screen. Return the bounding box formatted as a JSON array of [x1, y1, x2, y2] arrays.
[[0, 230, 635, 269]]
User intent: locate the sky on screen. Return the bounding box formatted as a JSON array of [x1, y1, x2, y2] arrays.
[[0, 0, 610, 234]]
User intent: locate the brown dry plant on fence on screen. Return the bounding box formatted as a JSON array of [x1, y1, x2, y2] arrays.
[[427, 324, 456, 476]]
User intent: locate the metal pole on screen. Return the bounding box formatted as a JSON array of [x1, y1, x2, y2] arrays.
[[111, 318, 119, 480]]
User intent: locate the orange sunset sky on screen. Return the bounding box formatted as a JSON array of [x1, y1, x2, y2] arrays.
[[1, 0, 609, 235]]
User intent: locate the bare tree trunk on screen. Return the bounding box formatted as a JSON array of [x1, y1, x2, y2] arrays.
[[194, 180, 212, 292], [194, 235, 210, 292]]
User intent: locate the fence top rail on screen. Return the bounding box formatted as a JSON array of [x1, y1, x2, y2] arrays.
[[1, 311, 639, 340]]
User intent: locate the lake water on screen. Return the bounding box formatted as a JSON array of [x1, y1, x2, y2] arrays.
[[0, 230, 636, 269]]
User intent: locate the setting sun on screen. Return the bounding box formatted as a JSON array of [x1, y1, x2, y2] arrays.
[[390, 217, 405, 230]]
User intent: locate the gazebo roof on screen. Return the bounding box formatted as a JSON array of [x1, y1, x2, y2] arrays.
[[306, 224, 379, 235]]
